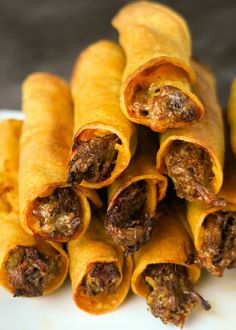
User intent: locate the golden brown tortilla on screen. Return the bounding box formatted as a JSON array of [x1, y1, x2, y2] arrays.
[[70, 40, 137, 188]]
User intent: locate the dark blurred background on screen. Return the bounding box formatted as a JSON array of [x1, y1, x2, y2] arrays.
[[0, 0, 235, 109]]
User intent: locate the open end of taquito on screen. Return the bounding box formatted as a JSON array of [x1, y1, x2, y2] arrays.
[[106, 174, 167, 256], [22, 183, 94, 243], [112, 1, 204, 132], [0, 214, 69, 297], [68, 123, 137, 189], [131, 207, 210, 327], [122, 62, 203, 132], [68, 213, 132, 314], [131, 205, 201, 292], [72, 252, 132, 315], [131, 234, 200, 299], [188, 202, 236, 277], [157, 136, 224, 206]]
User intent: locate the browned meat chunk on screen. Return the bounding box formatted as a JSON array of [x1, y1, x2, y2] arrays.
[[143, 264, 211, 328], [105, 181, 156, 256], [164, 140, 225, 206], [82, 263, 120, 296], [32, 187, 81, 240], [198, 211, 236, 276], [68, 134, 120, 185], [6, 246, 59, 297], [132, 84, 199, 125]]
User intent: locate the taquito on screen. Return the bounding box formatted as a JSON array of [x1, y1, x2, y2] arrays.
[[68, 212, 132, 315], [0, 213, 69, 297], [20, 73, 101, 243], [131, 203, 210, 327], [227, 78, 236, 155], [112, 1, 204, 132], [0, 119, 21, 214], [157, 60, 225, 206], [68, 40, 137, 189], [0, 119, 69, 297], [187, 105, 236, 277], [105, 128, 167, 255]]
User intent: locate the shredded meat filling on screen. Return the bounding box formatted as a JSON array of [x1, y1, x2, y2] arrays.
[[198, 211, 236, 276], [32, 187, 82, 240], [105, 181, 155, 256], [68, 134, 120, 185], [143, 264, 211, 328], [132, 84, 199, 126], [82, 262, 120, 296], [164, 140, 226, 206], [6, 246, 59, 297]]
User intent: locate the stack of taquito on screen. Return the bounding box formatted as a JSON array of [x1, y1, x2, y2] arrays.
[[1, 1, 235, 328]]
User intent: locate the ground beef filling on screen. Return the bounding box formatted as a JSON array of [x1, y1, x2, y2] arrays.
[[131, 84, 199, 125], [68, 134, 121, 185], [82, 263, 120, 296], [6, 246, 59, 297], [143, 264, 211, 327], [32, 187, 82, 240], [105, 181, 155, 256], [164, 140, 225, 206], [198, 212, 236, 276]]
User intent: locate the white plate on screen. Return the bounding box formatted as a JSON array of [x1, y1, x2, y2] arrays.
[[0, 110, 235, 330]]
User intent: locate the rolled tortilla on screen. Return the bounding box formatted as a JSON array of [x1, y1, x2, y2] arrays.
[[112, 1, 204, 132], [20, 73, 101, 243], [0, 119, 21, 214], [0, 119, 69, 297], [0, 213, 69, 297], [157, 60, 225, 205], [68, 211, 132, 315], [106, 127, 167, 255], [68, 40, 137, 189], [131, 202, 210, 327], [187, 118, 236, 276], [227, 78, 236, 155]]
